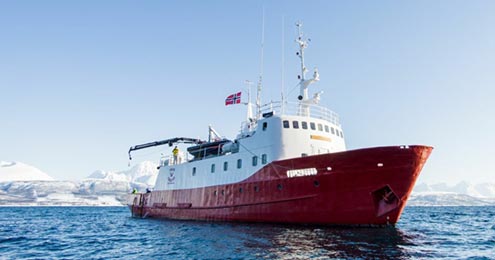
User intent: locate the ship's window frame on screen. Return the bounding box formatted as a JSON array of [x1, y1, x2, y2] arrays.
[[262, 122, 268, 131], [252, 156, 258, 166], [211, 164, 215, 173], [331, 127, 335, 135], [292, 121, 299, 129], [310, 122, 316, 130], [261, 154, 267, 164], [324, 125, 329, 133], [237, 159, 242, 169], [192, 167, 196, 176], [283, 120, 290, 128], [223, 161, 228, 171], [301, 121, 308, 129], [340, 130, 344, 138], [318, 124, 323, 131]]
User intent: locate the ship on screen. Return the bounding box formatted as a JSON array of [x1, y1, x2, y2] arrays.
[[127, 23, 432, 226]]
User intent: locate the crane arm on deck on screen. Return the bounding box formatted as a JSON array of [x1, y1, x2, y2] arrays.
[[128, 137, 205, 160]]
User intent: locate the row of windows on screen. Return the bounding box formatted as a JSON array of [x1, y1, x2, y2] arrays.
[[282, 120, 344, 138], [192, 154, 268, 175]]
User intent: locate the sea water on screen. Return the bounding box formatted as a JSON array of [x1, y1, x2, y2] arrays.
[[0, 206, 493, 259]]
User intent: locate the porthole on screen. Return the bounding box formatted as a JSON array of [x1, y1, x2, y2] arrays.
[[213, 190, 217, 196], [221, 190, 225, 195], [318, 124, 323, 131], [239, 187, 243, 193], [310, 122, 316, 130], [277, 184, 283, 190], [283, 120, 290, 128], [301, 121, 308, 129], [314, 180, 320, 187], [262, 122, 268, 131], [223, 161, 228, 171], [192, 167, 196, 176], [293, 121, 299, 129], [324, 125, 329, 133], [211, 164, 215, 173], [254, 186, 259, 192]]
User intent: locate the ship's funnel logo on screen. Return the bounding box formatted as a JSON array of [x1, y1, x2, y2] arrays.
[[168, 168, 176, 184]]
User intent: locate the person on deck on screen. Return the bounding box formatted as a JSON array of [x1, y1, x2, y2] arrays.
[[172, 146, 179, 164]]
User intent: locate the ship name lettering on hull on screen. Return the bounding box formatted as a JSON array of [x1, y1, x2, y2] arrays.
[[286, 168, 317, 178]]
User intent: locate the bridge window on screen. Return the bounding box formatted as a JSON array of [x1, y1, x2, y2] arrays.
[[261, 154, 268, 164], [331, 127, 335, 135], [223, 161, 228, 171], [192, 167, 196, 176], [252, 156, 258, 166], [283, 120, 290, 128], [324, 125, 329, 133], [301, 121, 308, 129], [310, 122, 316, 130], [318, 124, 323, 131], [211, 164, 215, 173], [262, 122, 268, 131], [292, 121, 299, 129], [340, 131, 344, 138], [237, 159, 242, 169]]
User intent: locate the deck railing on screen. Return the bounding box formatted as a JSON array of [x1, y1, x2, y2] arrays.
[[259, 101, 340, 126]]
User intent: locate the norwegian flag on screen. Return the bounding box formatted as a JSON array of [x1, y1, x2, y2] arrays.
[[225, 92, 242, 106]]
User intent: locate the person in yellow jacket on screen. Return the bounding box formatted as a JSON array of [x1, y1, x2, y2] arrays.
[[172, 146, 179, 164]]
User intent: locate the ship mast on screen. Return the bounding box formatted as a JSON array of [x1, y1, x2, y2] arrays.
[[256, 8, 265, 119], [295, 22, 320, 116]]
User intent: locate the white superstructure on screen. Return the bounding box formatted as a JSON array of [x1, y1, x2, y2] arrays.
[[150, 23, 346, 191]]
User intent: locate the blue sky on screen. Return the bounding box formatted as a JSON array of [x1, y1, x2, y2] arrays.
[[1, 1, 494, 183]]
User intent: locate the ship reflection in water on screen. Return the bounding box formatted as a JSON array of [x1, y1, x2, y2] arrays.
[[229, 224, 412, 259]]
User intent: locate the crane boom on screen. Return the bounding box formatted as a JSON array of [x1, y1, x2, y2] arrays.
[[128, 137, 205, 160]]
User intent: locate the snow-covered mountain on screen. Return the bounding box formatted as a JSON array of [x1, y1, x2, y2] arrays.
[[0, 161, 158, 206], [85, 161, 158, 187], [409, 182, 495, 206], [0, 161, 54, 182], [413, 181, 495, 198]]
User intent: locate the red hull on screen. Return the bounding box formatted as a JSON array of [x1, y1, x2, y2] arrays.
[[129, 145, 432, 226]]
